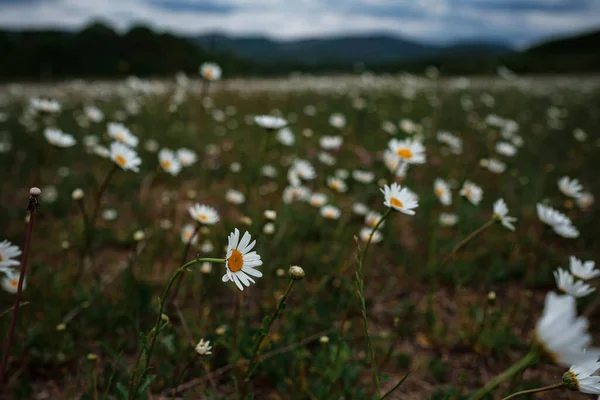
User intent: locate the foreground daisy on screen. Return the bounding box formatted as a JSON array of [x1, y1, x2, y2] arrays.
[[158, 149, 182, 176], [434, 178, 452, 206], [222, 229, 263, 291], [569, 256, 599, 280], [388, 138, 426, 164], [200, 62, 222, 81], [44, 128, 76, 148], [254, 115, 287, 130], [534, 292, 599, 366], [107, 122, 138, 147], [459, 181, 483, 205], [554, 268, 595, 298], [563, 358, 600, 394], [492, 198, 517, 231], [0, 240, 22, 268], [381, 183, 418, 215], [189, 204, 220, 225], [110, 141, 141, 172], [558, 176, 583, 199]]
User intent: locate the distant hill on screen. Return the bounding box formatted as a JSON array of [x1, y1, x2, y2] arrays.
[[525, 29, 600, 54], [194, 33, 511, 65]]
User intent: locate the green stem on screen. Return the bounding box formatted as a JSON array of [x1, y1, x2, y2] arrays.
[[380, 371, 411, 400], [361, 208, 392, 266], [470, 349, 538, 400], [441, 219, 494, 268], [244, 278, 296, 381], [501, 382, 563, 400]]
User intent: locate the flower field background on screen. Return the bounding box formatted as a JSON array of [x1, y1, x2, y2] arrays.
[[0, 73, 600, 399]]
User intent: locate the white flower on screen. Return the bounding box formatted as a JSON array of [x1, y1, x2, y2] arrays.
[[110, 141, 141, 172], [459, 181, 483, 205], [41, 185, 58, 203], [293, 159, 316, 181], [399, 119, 417, 134], [565, 358, 600, 394], [195, 339, 213, 355], [484, 158, 507, 174], [320, 205, 341, 220], [359, 227, 383, 243], [554, 268, 595, 298], [495, 141, 517, 157], [225, 189, 246, 205], [536, 204, 579, 239], [85, 105, 104, 122], [493, 198, 517, 231], [263, 222, 275, 235], [222, 229, 263, 291], [107, 122, 138, 147], [318, 151, 336, 166], [381, 120, 397, 135], [102, 208, 118, 221], [381, 183, 418, 215], [327, 177, 347, 193], [1, 269, 24, 294], [200, 240, 214, 253], [282, 185, 310, 204], [254, 115, 287, 130], [383, 150, 409, 177], [158, 149, 182, 176], [559, 177, 584, 199], [189, 204, 220, 225], [328, 113, 346, 129], [144, 139, 159, 153], [264, 210, 277, 220], [570, 256, 600, 280], [276, 127, 295, 146], [180, 224, 199, 245], [352, 170, 374, 184], [335, 169, 349, 180], [0, 240, 21, 268], [309, 193, 328, 208], [30, 97, 61, 113], [437, 131, 462, 154], [554, 224, 580, 239], [352, 202, 369, 216], [44, 128, 76, 148], [577, 192, 594, 210], [365, 211, 384, 229], [439, 213, 459, 227], [388, 138, 426, 164], [200, 62, 222, 81], [93, 145, 110, 158], [320, 135, 343, 151], [177, 148, 197, 167], [535, 292, 600, 366], [261, 165, 278, 178], [434, 178, 452, 206]]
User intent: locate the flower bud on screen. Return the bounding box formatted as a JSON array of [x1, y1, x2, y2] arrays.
[[30, 187, 41, 196], [289, 265, 305, 280], [72, 188, 84, 200]]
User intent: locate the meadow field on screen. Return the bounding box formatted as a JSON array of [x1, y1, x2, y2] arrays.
[[0, 72, 599, 399]]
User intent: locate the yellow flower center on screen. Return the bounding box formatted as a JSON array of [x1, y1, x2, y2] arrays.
[[397, 148, 413, 159], [204, 70, 213, 79], [161, 160, 172, 169], [228, 249, 243, 272], [390, 197, 403, 208], [465, 188, 472, 197], [325, 211, 335, 219], [0, 255, 3, 262], [115, 133, 125, 142], [435, 188, 444, 197], [183, 231, 192, 241], [9, 279, 18, 288], [331, 182, 341, 190], [115, 155, 126, 167], [200, 215, 208, 221]]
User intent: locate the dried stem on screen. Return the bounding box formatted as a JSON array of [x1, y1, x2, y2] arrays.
[[500, 382, 563, 400], [441, 219, 494, 268]]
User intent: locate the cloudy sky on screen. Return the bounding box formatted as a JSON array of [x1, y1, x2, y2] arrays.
[[0, 0, 599, 46]]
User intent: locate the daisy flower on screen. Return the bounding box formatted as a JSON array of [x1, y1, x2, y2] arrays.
[[85, 105, 104, 122], [359, 227, 383, 243], [30, 97, 61, 114], [264, 210, 277, 220], [352, 170, 374, 184], [195, 339, 213, 355], [320, 135, 343, 151], [283, 186, 310, 204], [107, 122, 138, 147], [495, 141, 517, 157], [434, 178, 452, 206], [309, 193, 328, 208], [177, 148, 197, 167], [320, 205, 341, 220], [569, 256, 600, 280], [261, 165, 278, 178], [459, 181, 483, 205], [535, 292, 599, 366], [293, 159, 316, 180], [1, 269, 24, 294], [328, 113, 346, 129], [352, 202, 369, 216], [222, 229, 263, 291], [327, 176, 347, 193], [558, 177, 583, 199], [318, 151, 336, 166], [254, 115, 287, 130], [93, 145, 110, 158], [225, 189, 246, 205], [383, 150, 409, 177], [492, 198, 517, 231], [536, 203, 579, 238], [439, 213, 459, 227], [200, 62, 222, 81], [158, 149, 182, 176], [577, 192, 594, 210], [276, 127, 295, 146], [399, 119, 417, 134], [564, 358, 600, 394], [388, 138, 426, 164], [110, 141, 141, 172], [381, 183, 418, 215], [481, 158, 506, 174], [554, 268, 595, 298], [180, 224, 199, 245], [554, 224, 580, 239], [437, 131, 462, 154], [189, 204, 220, 225], [365, 211, 384, 229], [44, 128, 76, 148], [0, 240, 21, 268]]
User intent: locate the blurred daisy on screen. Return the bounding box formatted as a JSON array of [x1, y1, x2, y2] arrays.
[[108, 122, 138, 147], [554, 268, 595, 298], [158, 149, 182, 176], [359, 227, 383, 243], [85, 105, 104, 123], [327, 176, 347, 193], [329, 113, 346, 129], [320, 205, 341, 220], [44, 128, 76, 148], [102, 208, 118, 221], [1, 269, 24, 294], [263, 222, 275, 235], [224, 189, 245, 205], [439, 213, 459, 227], [180, 224, 199, 245], [480, 158, 507, 174], [93, 145, 110, 158], [558, 177, 583, 199], [335, 169, 349, 180], [255, 115, 287, 130], [493, 198, 517, 231], [276, 127, 295, 146], [570, 256, 599, 280], [30, 97, 61, 114], [318, 151, 336, 166], [577, 192, 594, 210], [437, 131, 462, 154], [177, 148, 197, 167], [536, 204, 579, 238], [383, 150, 409, 177], [283, 185, 311, 204], [41, 185, 58, 203], [495, 141, 517, 157], [320, 135, 343, 151], [200, 240, 214, 253], [365, 211, 384, 229], [388, 138, 426, 164], [534, 292, 599, 366], [554, 224, 580, 239], [144, 139, 159, 153], [459, 181, 483, 205], [293, 159, 316, 180], [399, 119, 417, 134], [434, 178, 452, 206], [110, 141, 141, 172], [564, 358, 600, 394], [0, 240, 21, 268], [352, 202, 369, 216], [381, 183, 418, 215], [264, 210, 277, 220], [189, 204, 220, 225], [309, 193, 328, 208], [352, 170, 374, 184], [200, 62, 222, 81], [381, 120, 397, 135], [222, 229, 263, 291], [261, 165, 278, 178]]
